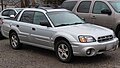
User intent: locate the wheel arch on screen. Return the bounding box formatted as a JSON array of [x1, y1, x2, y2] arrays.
[[9, 29, 17, 38], [52, 32, 77, 50], [54, 36, 70, 45], [115, 24, 120, 36], [54, 36, 72, 51]]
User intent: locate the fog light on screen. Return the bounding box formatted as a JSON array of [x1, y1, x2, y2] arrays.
[[86, 49, 95, 56]]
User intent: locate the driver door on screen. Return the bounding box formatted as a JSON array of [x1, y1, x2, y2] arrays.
[[91, 1, 114, 29], [29, 11, 55, 47]]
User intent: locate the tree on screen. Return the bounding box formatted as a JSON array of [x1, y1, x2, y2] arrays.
[[2, 0, 21, 8], [43, 0, 65, 5]]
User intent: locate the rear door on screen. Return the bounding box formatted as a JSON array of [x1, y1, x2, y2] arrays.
[[73, 1, 92, 23], [17, 11, 34, 42]]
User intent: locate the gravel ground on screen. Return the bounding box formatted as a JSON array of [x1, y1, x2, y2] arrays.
[[0, 38, 120, 68]]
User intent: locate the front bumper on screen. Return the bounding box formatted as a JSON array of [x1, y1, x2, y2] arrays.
[[71, 38, 119, 56]]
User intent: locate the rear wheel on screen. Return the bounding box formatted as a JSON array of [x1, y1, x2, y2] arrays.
[[0, 32, 5, 39], [55, 40, 73, 63], [9, 32, 21, 49]]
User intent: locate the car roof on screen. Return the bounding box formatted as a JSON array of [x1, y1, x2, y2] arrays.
[[23, 8, 69, 13], [46, 9, 69, 12], [5, 8, 23, 10]]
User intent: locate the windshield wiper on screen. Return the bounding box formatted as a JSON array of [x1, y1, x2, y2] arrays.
[[55, 22, 84, 27], [55, 24, 70, 27], [70, 22, 84, 25]]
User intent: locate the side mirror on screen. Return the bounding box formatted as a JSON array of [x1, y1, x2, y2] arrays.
[[57, 6, 62, 8], [10, 15, 15, 18], [101, 9, 112, 15], [40, 22, 51, 27], [81, 18, 85, 21]]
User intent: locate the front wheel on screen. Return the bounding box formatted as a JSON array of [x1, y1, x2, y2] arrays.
[[117, 31, 120, 40], [9, 32, 21, 49], [55, 40, 73, 63]]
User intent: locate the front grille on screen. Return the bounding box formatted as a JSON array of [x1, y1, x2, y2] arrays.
[[98, 35, 113, 42]]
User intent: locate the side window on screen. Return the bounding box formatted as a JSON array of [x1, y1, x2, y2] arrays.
[[2, 10, 9, 16], [9, 10, 16, 16], [93, 1, 110, 14], [77, 1, 91, 13], [61, 1, 77, 11], [33, 12, 51, 27], [20, 11, 34, 23]]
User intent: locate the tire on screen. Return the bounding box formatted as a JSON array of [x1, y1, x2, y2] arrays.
[[0, 32, 5, 39], [117, 31, 120, 45], [9, 32, 21, 49], [55, 40, 73, 63], [117, 31, 120, 40]]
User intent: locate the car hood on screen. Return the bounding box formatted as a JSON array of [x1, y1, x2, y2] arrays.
[[0, 15, 9, 19], [53, 24, 114, 39]]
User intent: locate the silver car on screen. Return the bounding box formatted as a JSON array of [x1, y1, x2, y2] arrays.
[[0, 8, 23, 37], [1, 8, 119, 62], [0, 8, 23, 18]]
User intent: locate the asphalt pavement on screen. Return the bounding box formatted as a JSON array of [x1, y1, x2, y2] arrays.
[[0, 38, 120, 68]]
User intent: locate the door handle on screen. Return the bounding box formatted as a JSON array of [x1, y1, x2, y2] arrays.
[[16, 25, 19, 27], [32, 28, 36, 31], [91, 16, 96, 19]]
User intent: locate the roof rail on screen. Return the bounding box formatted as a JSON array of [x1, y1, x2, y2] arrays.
[[38, 7, 47, 11], [37, 7, 53, 11]]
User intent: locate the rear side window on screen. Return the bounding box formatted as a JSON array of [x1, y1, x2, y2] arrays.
[[20, 11, 34, 23], [2, 10, 9, 16], [61, 1, 77, 11], [77, 1, 91, 13]]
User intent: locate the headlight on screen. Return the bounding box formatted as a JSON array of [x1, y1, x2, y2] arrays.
[[79, 35, 96, 43]]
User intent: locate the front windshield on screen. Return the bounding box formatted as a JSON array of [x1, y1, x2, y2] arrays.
[[47, 11, 85, 27], [109, 1, 120, 13]]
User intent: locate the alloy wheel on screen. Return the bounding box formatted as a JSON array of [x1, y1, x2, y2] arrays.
[[11, 35, 18, 48]]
